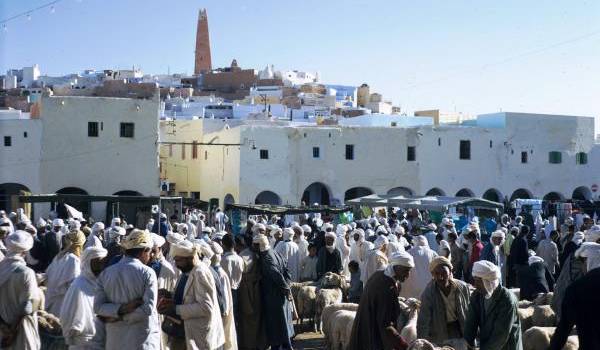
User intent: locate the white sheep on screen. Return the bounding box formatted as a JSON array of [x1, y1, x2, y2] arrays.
[[408, 339, 454, 350], [398, 298, 421, 344], [531, 305, 556, 328], [328, 309, 356, 350], [315, 288, 343, 333], [320, 303, 358, 343], [523, 326, 578, 350], [296, 285, 317, 326], [517, 307, 535, 331]]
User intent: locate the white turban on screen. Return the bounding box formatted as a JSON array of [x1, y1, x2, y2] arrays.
[[81, 246, 108, 280], [376, 226, 388, 235], [252, 223, 266, 235], [374, 235, 389, 249], [365, 229, 375, 238], [92, 222, 105, 233], [389, 251, 415, 268], [301, 225, 312, 234], [575, 242, 600, 271], [572, 231, 585, 245], [166, 231, 185, 245], [472, 260, 501, 299], [5, 230, 34, 254], [438, 240, 451, 252], [325, 231, 336, 241], [283, 228, 294, 241], [528, 255, 544, 265], [253, 234, 270, 252], [322, 223, 334, 232], [210, 241, 223, 256], [151, 232, 165, 248], [111, 217, 121, 227], [52, 218, 65, 227], [195, 239, 214, 261], [68, 219, 81, 231], [336, 224, 348, 237], [109, 226, 126, 240], [585, 225, 600, 243], [170, 240, 200, 264], [36, 218, 47, 228], [414, 235, 429, 247], [119, 229, 153, 250], [394, 225, 405, 235], [491, 230, 506, 246]]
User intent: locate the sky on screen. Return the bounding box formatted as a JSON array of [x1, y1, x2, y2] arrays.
[[1, 0, 600, 116]]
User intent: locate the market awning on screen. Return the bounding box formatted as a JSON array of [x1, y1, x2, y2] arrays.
[[346, 194, 503, 211], [227, 203, 352, 215]]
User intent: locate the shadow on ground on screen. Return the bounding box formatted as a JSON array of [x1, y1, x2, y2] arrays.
[[292, 323, 326, 350]]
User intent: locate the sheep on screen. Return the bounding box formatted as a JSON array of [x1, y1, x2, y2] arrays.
[[532, 305, 556, 328], [296, 285, 317, 326], [314, 272, 348, 333], [290, 281, 314, 306], [407, 339, 455, 350], [523, 326, 578, 350], [533, 292, 554, 306], [320, 303, 359, 342], [398, 298, 421, 344], [518, 300, 534, 309], [328, 309, 356, 350], [517, 307, 535, 331], [315, 288, 344, 333]]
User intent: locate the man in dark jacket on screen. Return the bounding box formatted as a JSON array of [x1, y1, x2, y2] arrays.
[[316, 232, 342, 279], [509, 225, 530, 288]]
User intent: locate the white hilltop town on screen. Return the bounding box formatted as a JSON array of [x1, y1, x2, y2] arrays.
[[1, 8, 599, 226]]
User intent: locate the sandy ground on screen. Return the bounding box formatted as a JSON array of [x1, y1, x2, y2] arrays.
[[292, 324, 326, 350]]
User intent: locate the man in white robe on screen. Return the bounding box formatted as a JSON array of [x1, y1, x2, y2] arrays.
[[293, 225, 310, 261], [213, 208, 229, 232], [349, 229, 373, 267], [401, 235, 439, 299], [361, 235, 389, 284], [0, 230, 40, 350], [46, 230, 85, 316], [274, 228, 301, 281], [159, 240, 224, 350], [60, 246, 108, 349], [335, 224, 351, 278], [94, 230, 161, 349], [84, 222, 104, 249], [210, 241, 237, 350], [220, 233, 243, 329]]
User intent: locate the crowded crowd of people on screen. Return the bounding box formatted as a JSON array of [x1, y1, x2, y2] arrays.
[[0, 205, 599, 349]]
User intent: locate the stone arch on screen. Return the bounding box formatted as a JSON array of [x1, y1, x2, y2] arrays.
[[344, 187, 374, 201], [572, 186, 592, 201], [510, 188, 533, 202], [387, 187, 414, 197], [301, 182, 331, 206], [543, 192, 564, 202], [425, 187, 445, 196], [0, 183, 31, 214], [482, 188, 503, 202], [255, 191, 282, 205], [455, 188, 475, 197]]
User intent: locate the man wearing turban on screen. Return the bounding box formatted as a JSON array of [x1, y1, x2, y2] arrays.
[[253, 234, 295, 350], [316, 231, 343, 280], [401, 235, 438, 299], [274, 227, 301, 282], [59, 246, 108, 349], [361, 234, 389, 285], [94, 229, 161, 349], [417, 256, 471, 345], [464, 260, 522, 350], [158, 240, 225, 350], [45, 229, 86, 316], [348, 251, 414, 350], [550, 242, 600, 349], [0, 230, 41, 349]]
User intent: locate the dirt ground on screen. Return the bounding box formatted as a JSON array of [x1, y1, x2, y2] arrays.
[[292, 324, 326, 350]]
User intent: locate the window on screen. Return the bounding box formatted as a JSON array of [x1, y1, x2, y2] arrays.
[[260, 149, 269, 159], [345, 144, 354, 160], [438, 138, 441, 147], [549, 151, 562, 164], [489, 140, 493, 148], [23, 132, 27, 138], [4, 136, 11, 147], [313, 147, 320, 158], [120, 122, 134, 138], [191, 192, 200, 199], [192, 141, 198, 159], [181, 145, 186, 160], [576, 152, 588, 165], [168, 144, 173, 157], [459, 140, 471, 160], [88, 122, 99, 137], [521, 151, 528, 163], [204, 150, 208, 160], [407, 146, 416, 161]]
